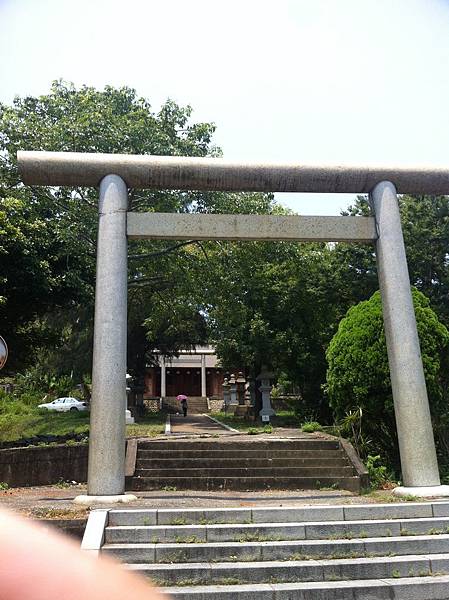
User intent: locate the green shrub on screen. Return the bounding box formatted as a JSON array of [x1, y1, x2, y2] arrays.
[[366, 454, 388, 489], [326, 289, 449, 472], [301, 421, 323, 433]]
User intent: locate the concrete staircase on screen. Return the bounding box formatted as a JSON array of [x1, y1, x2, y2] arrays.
[[98, 502, 449, 598], [128, 438, 366, 493], [163, 396, 209, 414]]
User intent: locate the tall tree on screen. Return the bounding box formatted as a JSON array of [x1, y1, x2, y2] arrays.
[[0, 81, 218, 373]]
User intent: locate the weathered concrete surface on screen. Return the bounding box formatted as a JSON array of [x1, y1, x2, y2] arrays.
[[18, 151, 449, 194], [99, 501, 449, 598], [88, 175, 128, 496], [127, 213, 377, 242], [372, 181, 440, 488], [0, 444, 87, 487], [74, 494, 137, 505], [162, 576, 449, 599], [394, 485, 449, 498], [80, 508, 108, 556]]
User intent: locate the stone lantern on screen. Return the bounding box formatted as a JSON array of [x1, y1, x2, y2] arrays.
[[256, 366, 275, 422], [222, 377, 230, 412], [236, 371, 246, 405], [245, 376, 256, 407], [229, 373, 238, 405], [125, 373, 135, 424]]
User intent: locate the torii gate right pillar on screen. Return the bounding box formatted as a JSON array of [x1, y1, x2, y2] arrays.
[[371, 180, 448, 496]]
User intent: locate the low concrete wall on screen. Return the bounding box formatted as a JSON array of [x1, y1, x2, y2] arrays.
[[0, 444, 88, 487], [36, 518, 88, 540]]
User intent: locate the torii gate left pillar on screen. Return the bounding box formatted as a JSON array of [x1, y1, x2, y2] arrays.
[[78, 174, 136, 503]]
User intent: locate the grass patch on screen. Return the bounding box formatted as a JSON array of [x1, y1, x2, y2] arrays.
[[0, 407, 90, 443], [236, 532, 282, 543], [0, 394, 166, 443], [31, 507, 89, 519], [126, 413, 166, 437], [210, 410, 298, 431], [174, 535, 205, 544]]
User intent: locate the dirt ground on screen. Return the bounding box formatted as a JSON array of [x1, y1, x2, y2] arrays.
[[0, 483, 428, 524], [0, 423, 429, 523]]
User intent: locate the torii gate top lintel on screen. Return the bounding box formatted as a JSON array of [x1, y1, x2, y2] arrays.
[[17, 150, 449, 194]]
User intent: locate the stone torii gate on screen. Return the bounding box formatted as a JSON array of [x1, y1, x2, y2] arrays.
[[18, 151, 449, 501]]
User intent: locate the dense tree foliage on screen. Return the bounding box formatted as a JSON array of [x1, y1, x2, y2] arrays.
[[0, 82, 286, 380], [2, 81, 449, 458], [0, 81, 220, 373], [326, 289, 449, 471]]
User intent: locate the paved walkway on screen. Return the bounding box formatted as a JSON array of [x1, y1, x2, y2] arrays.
[[169, 413, 234, 436]]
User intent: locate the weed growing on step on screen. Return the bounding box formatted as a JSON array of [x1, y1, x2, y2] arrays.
[[213, 578, 242, 586], [157, 551, 188, 563], [288, 553, 308, 561], [142, 518, 152, 526], [358, 530, 368, 539], [301, 421, 323, 433], [429, 527, 445, 535], [325, 573, 344, 582], [268, 576, 283, 584], [0, 481, 9, 490], [174, 535, 205, 544], [391, 569, 401, 578], [153, 578, 203, 587], [329, 551, 366, 560], [198, 517, 241, 525], [162, 485, 177, 492], [31, 506, 88, 519], [169, 517, 187, 525], [318, 483, 340, 491], [236, 532, 282, 543], [55, 478, 72, 489]]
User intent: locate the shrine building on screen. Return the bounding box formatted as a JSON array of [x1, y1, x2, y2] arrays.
[[144, 345, 225, 399]]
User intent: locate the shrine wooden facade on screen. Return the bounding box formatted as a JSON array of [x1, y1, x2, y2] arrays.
[[144, 345, 224, 398]]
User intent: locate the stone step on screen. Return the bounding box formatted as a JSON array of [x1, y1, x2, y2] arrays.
[[133, 466, 355, 478], [161, 575, 449, 599], [125, 554, 449, 585], [136, 449, 346, 459], [135, 458, 351, 469], [104, 516, 449, 544], [129, 475, 361, 492], [108, 502, 444, 526], [169, 404, 208, 409], [102, 534, 449, 563], [137, 439, 340, 451], [93, 502, 449, 599]]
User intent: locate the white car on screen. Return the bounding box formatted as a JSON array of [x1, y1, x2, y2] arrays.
[[38, 397, 89, 412]]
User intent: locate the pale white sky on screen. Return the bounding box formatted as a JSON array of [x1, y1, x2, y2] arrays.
[[1, 0, 449, 214]]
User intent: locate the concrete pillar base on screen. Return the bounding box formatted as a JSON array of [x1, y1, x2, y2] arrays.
[[73, 494, 138, 505], [393, 485, 449, 498]]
